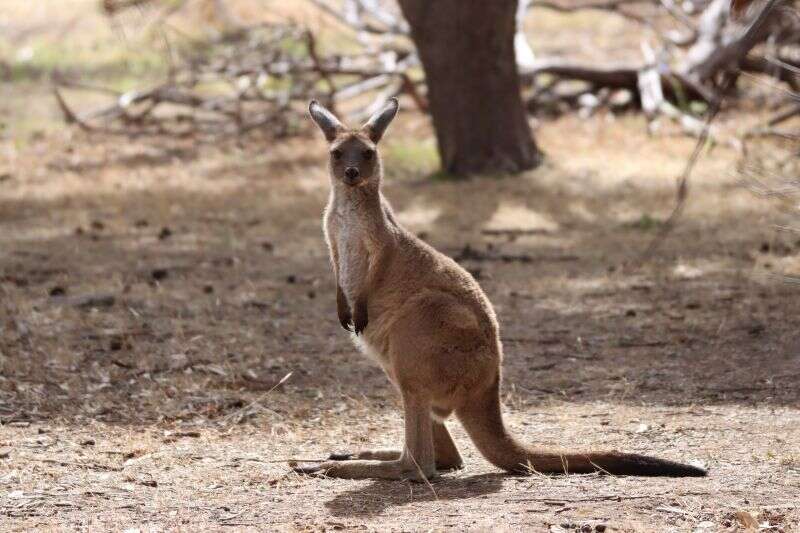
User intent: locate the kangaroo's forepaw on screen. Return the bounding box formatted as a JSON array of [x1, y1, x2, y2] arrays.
[[338, 311, 353, 332], [352, 301, 368, 335], [353, 317, 367, 335]]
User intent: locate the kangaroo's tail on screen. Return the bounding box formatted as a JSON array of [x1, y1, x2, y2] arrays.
[[456, 376, 706, 477]]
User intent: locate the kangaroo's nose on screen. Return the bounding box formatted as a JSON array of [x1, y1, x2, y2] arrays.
[[345, 167, 359, 180]]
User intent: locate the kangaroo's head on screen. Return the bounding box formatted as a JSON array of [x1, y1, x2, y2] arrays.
[[308, 98, 398, 188]]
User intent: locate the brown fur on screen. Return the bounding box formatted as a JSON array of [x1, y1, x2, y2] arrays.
[[297, 98, 707, 481]]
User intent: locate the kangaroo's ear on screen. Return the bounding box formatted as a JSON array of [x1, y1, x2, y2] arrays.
[[309, 100, 343, 142], [361, 97, 399, 143]]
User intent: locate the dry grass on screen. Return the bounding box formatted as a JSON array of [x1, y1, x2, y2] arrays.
[[2, 2, 800, 532]]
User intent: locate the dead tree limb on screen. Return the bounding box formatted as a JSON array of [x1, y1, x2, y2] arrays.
[[535, 0, 653, 24], [304, 30, 338, 113], [60, 0, 799, 145], [682, 0, 784, 83], [767, 103, 800, 125]]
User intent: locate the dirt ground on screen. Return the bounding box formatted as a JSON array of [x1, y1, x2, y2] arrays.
[[2, 2, 800, 532], [1, 106, 799, 531]]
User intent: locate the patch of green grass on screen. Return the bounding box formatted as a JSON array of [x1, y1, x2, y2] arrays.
[[625, 213, 662, 231], [427, 169, 460, 181], [2, 37, 167, 83], [383, 138, 440, 177], [314, 28, 364, 56]]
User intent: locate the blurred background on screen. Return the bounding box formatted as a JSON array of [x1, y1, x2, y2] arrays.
[[0, 0, 799, 530]]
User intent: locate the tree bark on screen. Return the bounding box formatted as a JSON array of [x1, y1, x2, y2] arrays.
[[398, 0, 542, 177]]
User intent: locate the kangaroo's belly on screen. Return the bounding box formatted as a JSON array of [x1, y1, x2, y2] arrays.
[[351, 333, 398, 386], [351, 334, 383, 364]]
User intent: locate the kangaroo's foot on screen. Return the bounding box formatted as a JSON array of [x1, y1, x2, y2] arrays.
[[294, 396, 437, 481], [327, 448, 463, 471], [293, 458, 438, 482], [328, 449, 401, 461]]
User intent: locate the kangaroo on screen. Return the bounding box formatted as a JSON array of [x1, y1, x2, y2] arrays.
[[295, 98, 707, 481]]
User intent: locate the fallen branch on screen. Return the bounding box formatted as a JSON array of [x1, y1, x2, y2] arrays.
[[767, 103, 800, 126], [53, 20, 409, 139], [26, 456, 123, 472], [682, 0, 784, 83], [57, 0, 800, 150], [535, 0, 653, 25]]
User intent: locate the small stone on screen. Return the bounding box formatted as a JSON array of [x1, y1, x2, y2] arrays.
[[49, 286, 66, 297], [609, 89, 633, 108]]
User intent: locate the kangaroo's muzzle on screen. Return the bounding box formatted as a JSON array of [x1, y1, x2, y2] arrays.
[[344, 167, 360, 185]]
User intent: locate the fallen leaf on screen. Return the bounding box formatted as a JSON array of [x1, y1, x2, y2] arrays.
[[735, 510, 758, 532]]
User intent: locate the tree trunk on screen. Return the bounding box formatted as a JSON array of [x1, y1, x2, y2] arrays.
[[398, 0, 542, 177]]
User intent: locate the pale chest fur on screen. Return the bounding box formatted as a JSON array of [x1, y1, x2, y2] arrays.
[[323, 194, 394, 373], [324, 201, 372, 305]]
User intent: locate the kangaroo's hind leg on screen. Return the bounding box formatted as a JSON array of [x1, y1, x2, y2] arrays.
[[327, 413, 462, 471], [432, 420, 463, 471], [293, 395, 437, 481]]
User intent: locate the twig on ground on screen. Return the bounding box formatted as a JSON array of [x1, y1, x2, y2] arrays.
[[627, 71, 735, 271], [221, 372, 292, 425], [25, 457, 123, 472]]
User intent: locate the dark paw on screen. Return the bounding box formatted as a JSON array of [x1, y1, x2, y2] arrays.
[[353, 312, 368, 335], [328, 452, 354, 461], [336, 286, 352, 332], [338, 315, 353, 332]]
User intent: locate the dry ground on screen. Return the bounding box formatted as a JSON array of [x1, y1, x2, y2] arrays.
[[1, 109, 799, 531], [2, 1, 800, 532]]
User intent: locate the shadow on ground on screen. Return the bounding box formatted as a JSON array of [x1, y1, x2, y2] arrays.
[[324, 473, 508, 517], [1, 135, 799, 430]]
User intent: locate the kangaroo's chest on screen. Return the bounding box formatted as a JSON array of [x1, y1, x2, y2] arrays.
[[336, 227, 365, 297], [327, 211, 371, 302]]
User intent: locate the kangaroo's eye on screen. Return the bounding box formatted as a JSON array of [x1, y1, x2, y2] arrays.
[[331, 149, 342, 160], [362, 149, 374, 160]]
